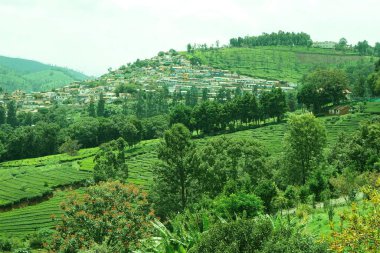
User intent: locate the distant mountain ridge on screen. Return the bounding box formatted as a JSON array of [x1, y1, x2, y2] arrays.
[[0, 55, 89, 92]]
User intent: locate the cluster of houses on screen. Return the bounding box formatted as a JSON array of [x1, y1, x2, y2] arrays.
[[0, 82, 118, 113], [106, 53, 296, 98], [0, 53, 297, 112], [312, 41, 338, 49]]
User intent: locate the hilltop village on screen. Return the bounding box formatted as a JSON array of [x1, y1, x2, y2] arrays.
[[0, 52, 296, 112]]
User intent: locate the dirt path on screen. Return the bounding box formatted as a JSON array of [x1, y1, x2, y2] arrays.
[[282, 192, 364, 215]]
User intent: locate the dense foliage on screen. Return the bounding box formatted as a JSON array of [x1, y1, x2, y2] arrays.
[[283, 113, 327, 185], [93, 138, 128, 182], [229, 31, 312, 47], [298, 69, 349, 113], [170, 87, 287, 134], [190, 217, 327, 253], [51, 181, 154, 253], [330, 183, 380, 252]]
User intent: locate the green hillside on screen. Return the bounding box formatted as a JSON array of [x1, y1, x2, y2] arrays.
[[186, 46, 377, 82], [0, 113, 373, 237], [0, 55, 88, 92]]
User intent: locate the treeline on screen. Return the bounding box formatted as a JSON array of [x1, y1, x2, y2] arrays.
[[0, 86, 293, 162], [229, 31, 312, 48], [0, 108, 168, 161], [299, 60, 380, 113], [336, 38, 380, 56], [169, 87, 288, 134]]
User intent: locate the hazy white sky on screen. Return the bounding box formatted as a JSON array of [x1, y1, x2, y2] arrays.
[[0, 0, 379, 76]]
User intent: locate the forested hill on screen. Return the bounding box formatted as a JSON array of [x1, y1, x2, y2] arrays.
[[0, 55, 88, 92], [185, 46, 377, 83]]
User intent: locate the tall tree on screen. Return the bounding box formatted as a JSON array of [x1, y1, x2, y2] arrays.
[[374, 42, 380, 57], [6, 100, 17, 127], [0, 105, 5, 125], [88, 97, 96, 117], [283, 113, 327, 184], [152, 124, 193, 216], [268, 87, 287, 122], [356, 40, 370, 55], [202, 88, 209, 101], [96, 92, 105, 117], [335, 37, 348, 51], [93, 138, 128, 182], [367, 59, 380, 96], [135, 91, 146, 118], [186, 43, 193, 54]]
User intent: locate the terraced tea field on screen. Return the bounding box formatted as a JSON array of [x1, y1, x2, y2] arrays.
[[0, 113, 374, 238], [365, 101, 380, 114], [0, 148, 97, 207], [0, 190, 82, 237], [0, 164, 90, 207], [187, 47, 375, 82]]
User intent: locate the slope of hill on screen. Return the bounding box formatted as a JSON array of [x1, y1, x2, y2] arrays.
[[186, 46, 377, 82], [0, 55, 88, 92], [0, 113, 373, 237]]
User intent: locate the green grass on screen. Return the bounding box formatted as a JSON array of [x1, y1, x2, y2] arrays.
[[0, 189, 82, 237], [303, 199, 373, 240], [185, 47, 376, 82], [364, 101, 380, 113], [0, 148, 98, 168], [0, 164, 91, 206]]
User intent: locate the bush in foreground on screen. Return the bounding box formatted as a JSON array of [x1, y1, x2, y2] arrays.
[[51, 181, 155, 253]]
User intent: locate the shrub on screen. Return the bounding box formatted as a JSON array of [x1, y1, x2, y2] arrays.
[[213, 192, 264, 219], [189, 217, 273, 253], [255, 180, 278, 213], [28, 228, 55, 249], [295, 204, 313, 220], [51, 181, 155, 252], [13, 249, 31, 253], [330, 184, 380, 252], [0, 238, 12, 251], [284, 185, 299, 207], [261, 221, 328, 253]]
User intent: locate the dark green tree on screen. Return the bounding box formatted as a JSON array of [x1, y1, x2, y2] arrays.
[[202, 88, 209, 101], [135, 91, 146, 118], [335, 38, 348, 51], [255, 179, 278, 213], [0, 105, 5, 125], [96, 92, 105, 117], [93, 138, 128, 182], [152, 124, 193, 216], [283, 113, 327, 185], [6, 100, 17, 127], [59, 138, 82, 156], [190, 137, 268, 197], [213, 193, 264, 219], [356, 40, 370, 55], [298, 69, 348, 113], [88, 98, 96, 117], [169, 104, 193, 130], [374, 42, 380, 57]]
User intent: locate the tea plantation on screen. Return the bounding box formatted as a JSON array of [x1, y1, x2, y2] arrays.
[[0, 113, 374, 237], [187, 46, 376, 82]]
